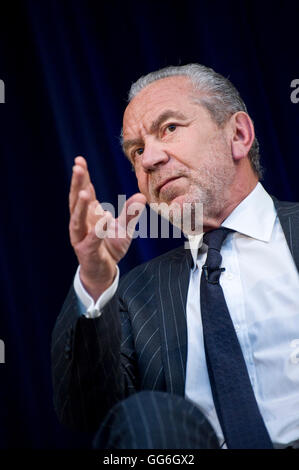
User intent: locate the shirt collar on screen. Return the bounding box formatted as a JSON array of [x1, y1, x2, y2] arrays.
[[188, 182, 277, 269]]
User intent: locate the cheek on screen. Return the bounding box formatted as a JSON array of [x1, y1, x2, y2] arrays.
[[135, 171, 149, 196], [177, 133, 226, 170], [172, 141, 203, 170]]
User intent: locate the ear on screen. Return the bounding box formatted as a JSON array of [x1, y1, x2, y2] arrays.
[[230, 112, 255, 161]]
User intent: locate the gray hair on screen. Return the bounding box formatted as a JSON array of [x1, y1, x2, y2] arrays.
[[128, 64, 262, 179]]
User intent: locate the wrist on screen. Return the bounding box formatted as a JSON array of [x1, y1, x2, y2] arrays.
[[79, 267, 117, 302]]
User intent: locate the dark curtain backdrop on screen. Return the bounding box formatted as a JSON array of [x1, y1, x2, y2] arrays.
[[0, 0, 298, 448]]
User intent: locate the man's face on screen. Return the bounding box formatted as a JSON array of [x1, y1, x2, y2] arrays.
[[122, 76, 236, 226]]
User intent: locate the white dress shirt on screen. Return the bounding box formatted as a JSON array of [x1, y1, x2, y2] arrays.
[[74, 183, 299, 448]]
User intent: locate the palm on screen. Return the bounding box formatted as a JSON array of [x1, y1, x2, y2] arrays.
[[85, 201, 133, 263], [85, 192, 146, 264]]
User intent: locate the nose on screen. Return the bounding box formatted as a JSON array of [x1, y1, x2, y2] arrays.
[[141, 138, 169, 172]]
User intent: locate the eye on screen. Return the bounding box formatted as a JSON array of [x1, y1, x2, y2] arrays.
[[130, 147, 144, 161], [134, 147, 144, 156], [164, 123, 177, 134]]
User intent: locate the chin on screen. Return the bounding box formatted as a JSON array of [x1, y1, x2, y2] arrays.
[[159, 188, 188, 204], [157, 195, 203, 234]]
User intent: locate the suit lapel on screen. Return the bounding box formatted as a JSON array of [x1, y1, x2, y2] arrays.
[[155, 246, 192, 396], [273, 197, 299, 273]]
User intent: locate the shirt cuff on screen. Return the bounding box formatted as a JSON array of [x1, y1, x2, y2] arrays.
[[73, 265, 120, 318]]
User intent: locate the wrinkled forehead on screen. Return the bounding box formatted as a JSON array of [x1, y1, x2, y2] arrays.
[[122, 76, 195, 136]]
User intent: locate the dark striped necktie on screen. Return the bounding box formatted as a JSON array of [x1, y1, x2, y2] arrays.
[[200, 227, 273, 449]]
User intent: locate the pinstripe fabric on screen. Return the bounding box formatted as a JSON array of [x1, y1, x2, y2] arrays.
[[272, 197, 299, 272], [156, 250, 191, 396], [93, 391, 219, 449], [51, 245, 192, 432], [51, 199, 299, 434], [51, 287, 124, 430]]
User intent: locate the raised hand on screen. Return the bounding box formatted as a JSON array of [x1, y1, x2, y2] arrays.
[[69, 156, 146, 301]]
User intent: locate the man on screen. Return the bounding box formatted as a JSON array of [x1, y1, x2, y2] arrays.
[[52, 64, 299, 449]]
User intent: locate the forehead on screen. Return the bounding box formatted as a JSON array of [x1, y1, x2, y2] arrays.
[[123, 76, 197, 135]]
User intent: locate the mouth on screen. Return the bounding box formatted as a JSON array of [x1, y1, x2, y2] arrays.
[[156, 176, 182, 194]]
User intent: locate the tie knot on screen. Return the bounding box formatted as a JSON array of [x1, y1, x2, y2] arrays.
[[203, 227, 234, 251]]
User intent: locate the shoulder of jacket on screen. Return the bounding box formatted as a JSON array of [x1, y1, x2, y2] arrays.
[[119, 244, 189, 287]]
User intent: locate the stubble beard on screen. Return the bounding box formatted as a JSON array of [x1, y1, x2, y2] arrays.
[[150, 154, 236, 234], [188, 158, 236, 220]]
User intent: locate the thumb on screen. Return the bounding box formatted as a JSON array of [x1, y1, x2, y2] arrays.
[[118, 193, 147, 238]]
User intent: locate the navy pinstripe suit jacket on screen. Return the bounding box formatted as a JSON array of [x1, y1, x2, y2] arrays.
[[51, 198, 299, 432]]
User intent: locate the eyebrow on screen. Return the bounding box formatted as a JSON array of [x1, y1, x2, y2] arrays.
[[122, 109, 188, 156]]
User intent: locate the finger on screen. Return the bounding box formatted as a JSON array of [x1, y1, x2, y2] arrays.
[[74, 156, 91, 187], [94, 211, 114, 240], [74, 155, 88, 169], [88, 181, 96, 200], [69, 190, 90, 244], [69, 165, 84, 214], [87, 199, 105, 227], [69, 162, 94, 214]]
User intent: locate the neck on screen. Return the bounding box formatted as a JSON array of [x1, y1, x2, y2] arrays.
[[203, 171, 258, 232]]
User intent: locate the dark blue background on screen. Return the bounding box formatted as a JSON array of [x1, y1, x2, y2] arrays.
[[0, 0, 298, 448]]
